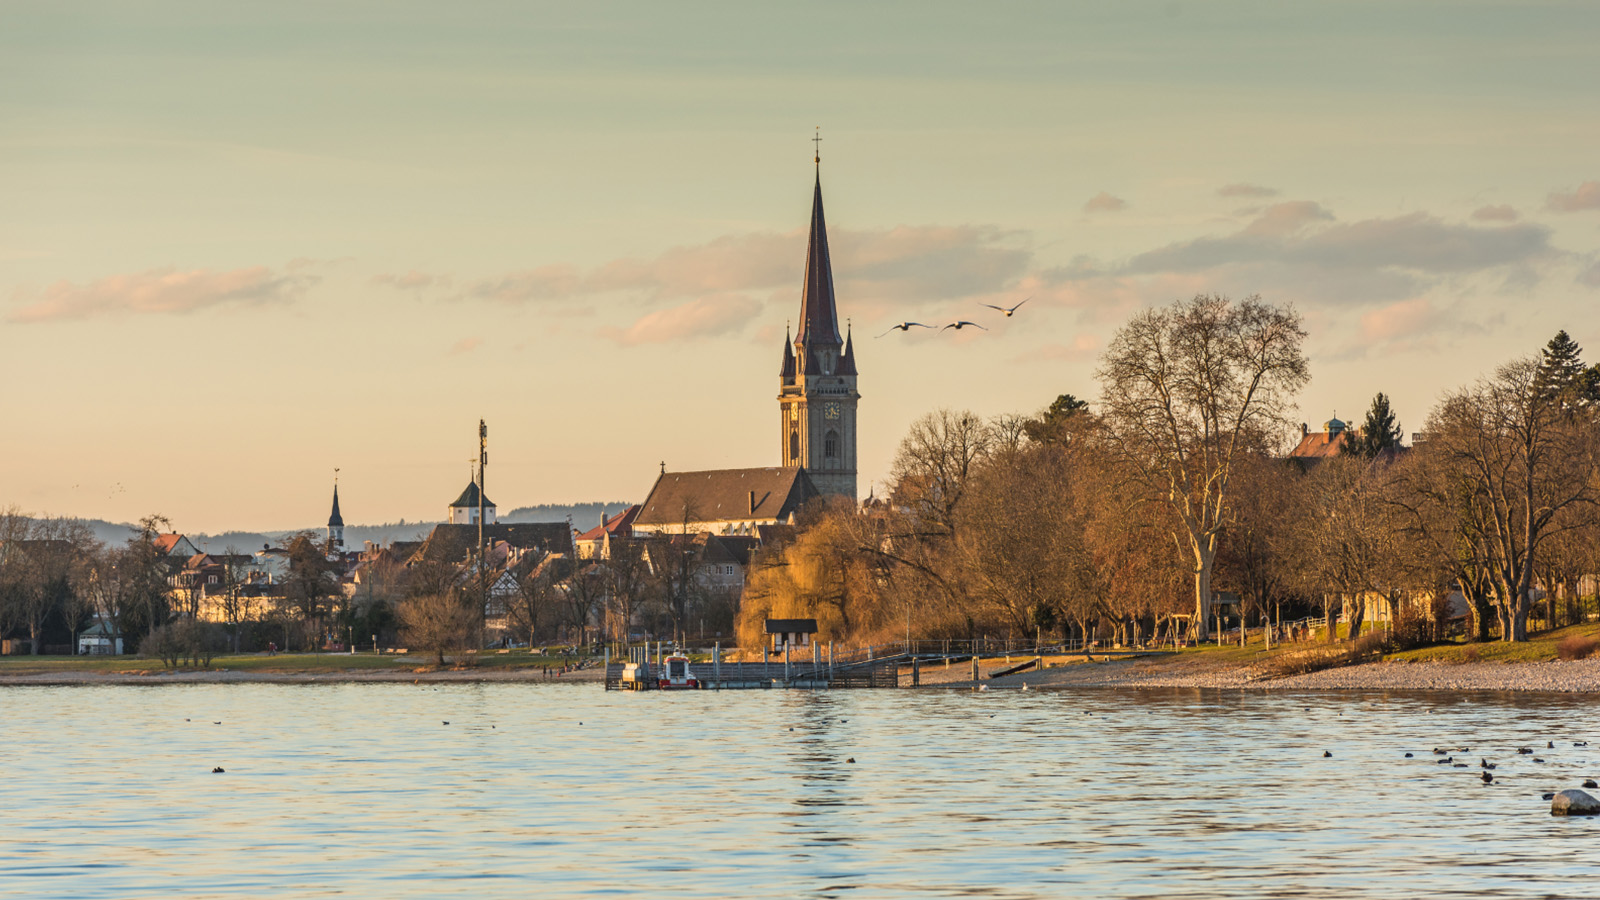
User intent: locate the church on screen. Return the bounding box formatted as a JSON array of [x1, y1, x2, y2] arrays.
[[633, 160, 860, 536]]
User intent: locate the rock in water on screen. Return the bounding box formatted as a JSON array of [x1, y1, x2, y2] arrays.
[[1584, 779, 1598, 789], [1551, 790, 1600, 816]]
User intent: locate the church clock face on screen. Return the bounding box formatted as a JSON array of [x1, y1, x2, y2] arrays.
[[824, 404, 840, 420]]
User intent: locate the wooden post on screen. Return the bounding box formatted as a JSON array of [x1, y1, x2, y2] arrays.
[[812, 640, 820, 685], [714, 641, 721, 684], [912, 656, 920, 687], [828, 640, 834, 679], [763, 645, 769, 682], [971, 654, 979, 685], [784, 642, 791, 684]]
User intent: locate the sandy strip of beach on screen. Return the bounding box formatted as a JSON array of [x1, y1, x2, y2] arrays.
[[922, 653, 1600, 693]]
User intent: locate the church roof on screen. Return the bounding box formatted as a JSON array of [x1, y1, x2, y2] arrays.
[[449, 480, 495, 509], [634, 467, 819, 527], [328, 485, 344, 528], [797, 172, 843, 347], [412, 523, 571, 565]]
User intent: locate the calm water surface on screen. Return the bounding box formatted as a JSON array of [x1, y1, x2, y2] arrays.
[[2, 683, 1598, 898]]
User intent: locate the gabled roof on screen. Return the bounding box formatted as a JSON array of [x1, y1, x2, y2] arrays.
[[450, 480, 495, 509], [797, 172, 843, 347], [633, 467, 819, 527], [413, 523, 571, 565], [576, 505, 640, 542]]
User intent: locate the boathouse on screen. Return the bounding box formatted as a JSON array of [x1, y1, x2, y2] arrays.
[[765, 618, 817, 653]]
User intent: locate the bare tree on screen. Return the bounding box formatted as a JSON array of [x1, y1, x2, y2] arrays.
[[397, 591, 478, 666], [1410, 358, 1600, 641], [1096, 294, 1309, 640]]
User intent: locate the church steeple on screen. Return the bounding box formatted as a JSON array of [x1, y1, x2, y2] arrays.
[[797, 171, 843, 348], [327, 481, 345, 549], [778, 142, 859, 502]]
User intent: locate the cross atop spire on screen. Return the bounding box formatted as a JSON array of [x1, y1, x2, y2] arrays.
[[813, 126, 822, 168]]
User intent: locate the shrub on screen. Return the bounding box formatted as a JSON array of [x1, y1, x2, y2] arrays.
[[141, 619, 226, 669], [1390, 605, 1437, 652], [1556, 634, 1599, 661]]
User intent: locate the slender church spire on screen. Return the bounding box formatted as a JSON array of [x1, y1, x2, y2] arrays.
[[797, 165, 843, 347], [327, 475, 345, 549]]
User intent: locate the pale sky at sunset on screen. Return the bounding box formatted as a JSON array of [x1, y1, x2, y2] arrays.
[[3, 1, 1599, 533]]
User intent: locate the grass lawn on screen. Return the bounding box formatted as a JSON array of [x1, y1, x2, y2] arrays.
[[1386, 622, 1600, 664]]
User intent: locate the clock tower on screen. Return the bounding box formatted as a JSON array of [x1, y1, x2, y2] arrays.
[[778, 159, 859, 501]]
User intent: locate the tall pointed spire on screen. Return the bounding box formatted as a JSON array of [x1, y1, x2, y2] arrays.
[[328, 484, 343, 528], [797, 169, 843, 347]]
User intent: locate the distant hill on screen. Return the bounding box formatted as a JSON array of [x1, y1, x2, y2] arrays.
[[32, 503, 631, 552], [501, 502, 634, 531]]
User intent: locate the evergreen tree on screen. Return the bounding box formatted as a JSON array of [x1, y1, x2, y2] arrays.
[[1534, 329, 1592, 411], [1024, 393, 1089, 444], [1348, 392, 1402, 459]]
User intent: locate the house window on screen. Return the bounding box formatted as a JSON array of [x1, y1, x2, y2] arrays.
[[824, 429, 839, 459], [207, 575, 218, 585]]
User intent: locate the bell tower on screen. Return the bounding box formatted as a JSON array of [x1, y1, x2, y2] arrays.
[[778, 144, 859, 501]]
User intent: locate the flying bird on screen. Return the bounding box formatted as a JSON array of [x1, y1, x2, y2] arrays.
[[877, 322, 933, 337], [942, 321, 988, 332], [980, 297, 1030, 317]]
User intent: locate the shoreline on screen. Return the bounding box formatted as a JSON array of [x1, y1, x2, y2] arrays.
[[0, 667, 607, 686], [3, 655, 1599, 692]]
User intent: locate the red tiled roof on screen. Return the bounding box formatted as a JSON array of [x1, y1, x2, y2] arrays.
[[576, 505, 640, 541]]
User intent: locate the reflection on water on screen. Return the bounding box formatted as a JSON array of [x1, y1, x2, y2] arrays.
[[1, 684, 1598, 898]]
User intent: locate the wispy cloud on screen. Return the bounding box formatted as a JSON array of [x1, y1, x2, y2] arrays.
[[1218, 183, 1279, 198], [1546, 181, 1600, 212], [601, 295, 763, 346], [1012, 334, 1100, 364], [448, 336, 482, 355], [1126, 203, 1551, 277], [9, 263, 319, 324], [374, 270, 448, 290], [1083, 192, 1127, 213], [1470, 204, 1518, 222]]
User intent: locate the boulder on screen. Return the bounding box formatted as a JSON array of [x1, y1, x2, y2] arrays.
[[1550, 790, 1600, 816]]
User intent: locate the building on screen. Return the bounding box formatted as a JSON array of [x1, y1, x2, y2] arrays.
[[778, 163, 860, 500], [447, 478, 496, 525], [1289, 416, 1353, 462], [575, 505, 640, 559], [765, 618, 818, 653], [632, 467, 819, 536]]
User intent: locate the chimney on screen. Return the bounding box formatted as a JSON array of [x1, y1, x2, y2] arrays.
[[748, 491, 757, 515], [1301, 423, 1308, 438], [601, 511, 609, 528]]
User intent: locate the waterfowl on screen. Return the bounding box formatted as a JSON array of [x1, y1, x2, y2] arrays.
[[1481, 772, 1494, 784], [212, 767, 225, 774]]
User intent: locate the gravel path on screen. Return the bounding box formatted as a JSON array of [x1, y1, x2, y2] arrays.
[[912, 654, 1600, 693]]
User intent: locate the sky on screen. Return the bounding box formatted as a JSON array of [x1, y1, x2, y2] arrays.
[[3, 0, 1599, 533]]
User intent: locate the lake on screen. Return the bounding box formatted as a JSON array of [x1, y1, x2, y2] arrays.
[[1, 683, 1597, 898]]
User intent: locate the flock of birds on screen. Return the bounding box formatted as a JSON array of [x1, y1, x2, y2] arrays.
[[876, 298, 1028, 338], [1381, 739, 1597, 796]]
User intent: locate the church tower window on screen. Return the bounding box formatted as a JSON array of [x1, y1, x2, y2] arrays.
[[824, 430, 839, 459], [789, 430, 800, 460]]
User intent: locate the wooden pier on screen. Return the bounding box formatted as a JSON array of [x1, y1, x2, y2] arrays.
[[602, 638, 1069, 691]]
